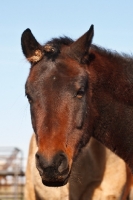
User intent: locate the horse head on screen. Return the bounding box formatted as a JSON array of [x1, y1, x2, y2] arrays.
[[21, 25, 94, 187]]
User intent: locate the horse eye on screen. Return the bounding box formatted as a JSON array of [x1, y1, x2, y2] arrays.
[[76, 87, 85, 99]]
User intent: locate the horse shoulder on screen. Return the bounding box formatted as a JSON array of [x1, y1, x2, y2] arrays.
[[69, 138, 131, 200]]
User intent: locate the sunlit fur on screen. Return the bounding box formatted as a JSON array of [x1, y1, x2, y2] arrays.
[[25, 134, 133, 200]]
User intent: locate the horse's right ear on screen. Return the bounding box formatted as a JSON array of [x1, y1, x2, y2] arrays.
[[21, 29, 43, 63]]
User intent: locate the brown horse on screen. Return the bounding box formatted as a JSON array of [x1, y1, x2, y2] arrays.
[[21, 25, 133, 187], [25, 134, 132, 200]]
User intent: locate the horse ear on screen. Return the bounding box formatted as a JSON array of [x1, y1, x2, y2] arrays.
[[21, 29, 43, 63], [70, 25, 94, 63]]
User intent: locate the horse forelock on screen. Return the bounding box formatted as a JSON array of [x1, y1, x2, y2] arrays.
[[42, 37, 74, 61]]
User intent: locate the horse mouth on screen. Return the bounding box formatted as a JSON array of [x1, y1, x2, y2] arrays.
[[42, 175, 70, 187]]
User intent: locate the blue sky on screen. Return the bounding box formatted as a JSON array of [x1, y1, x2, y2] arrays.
[[0, 1, 133, 168]]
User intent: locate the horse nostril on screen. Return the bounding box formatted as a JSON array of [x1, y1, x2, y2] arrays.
[[35, 152, 40, 160], [57, 153, 68, 174], [35, 152, 44, 176]]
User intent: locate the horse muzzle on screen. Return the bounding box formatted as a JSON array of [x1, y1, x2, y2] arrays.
[[35, 150, 70, 187]]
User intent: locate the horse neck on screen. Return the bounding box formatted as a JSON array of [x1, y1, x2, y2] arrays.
[[88, 46, 133, 171]]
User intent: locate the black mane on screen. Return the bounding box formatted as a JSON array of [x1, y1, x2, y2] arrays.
[[43, 36, 133, 67], [91, 44, 133, 65]]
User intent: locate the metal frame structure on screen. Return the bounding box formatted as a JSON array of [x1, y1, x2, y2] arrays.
[[0, 147, 25, 200]]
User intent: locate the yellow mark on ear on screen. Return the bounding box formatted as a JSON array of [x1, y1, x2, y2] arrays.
[[27, 50, 43, 63], [44, 44, 55, 52]]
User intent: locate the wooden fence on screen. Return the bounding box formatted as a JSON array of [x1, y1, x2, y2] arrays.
[[0, 147, 25, 200]]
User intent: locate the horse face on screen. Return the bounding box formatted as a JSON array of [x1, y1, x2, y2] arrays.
[[22, 25, 94, 187]]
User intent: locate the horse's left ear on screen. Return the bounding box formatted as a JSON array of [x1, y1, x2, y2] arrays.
[[70, 25, 94, 63], [21, 29, 43, 63]]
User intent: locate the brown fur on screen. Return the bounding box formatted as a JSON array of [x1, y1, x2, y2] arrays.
[[21, 25, 133, 195]]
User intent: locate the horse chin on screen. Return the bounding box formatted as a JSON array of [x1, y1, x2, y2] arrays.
[[42, 176, 69, 187]]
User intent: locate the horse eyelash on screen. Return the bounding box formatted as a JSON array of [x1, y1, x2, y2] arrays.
[[76, 87, 85, 99]]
